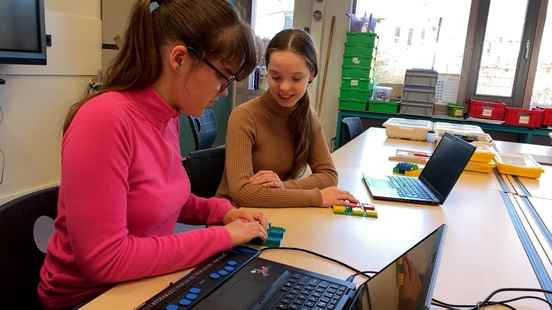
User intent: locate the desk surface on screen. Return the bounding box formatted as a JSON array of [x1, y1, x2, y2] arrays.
[[83, 129, 548, 309], [333, 128, 505, 194]]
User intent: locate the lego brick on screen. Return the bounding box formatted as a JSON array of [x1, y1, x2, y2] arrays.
[[332, 205, 378, 218], [249, 223, 285, 247]]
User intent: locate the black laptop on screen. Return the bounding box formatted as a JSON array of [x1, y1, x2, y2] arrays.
[[363, 133, 475, 205], [193, 225, 446, 310]]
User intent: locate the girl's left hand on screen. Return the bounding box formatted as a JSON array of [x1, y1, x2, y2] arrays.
[[223, 208, 269, 230], [249, 170, 284, 188]]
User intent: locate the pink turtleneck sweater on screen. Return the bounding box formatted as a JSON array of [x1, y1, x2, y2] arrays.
[[38, 88, 233, 309]]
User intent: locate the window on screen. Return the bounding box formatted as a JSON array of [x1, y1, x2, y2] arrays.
[[531, 0, 552, 107], [466, 0, 540, 106], [475, 0, 528, 98], [355, 0, 471, 85], [252, 0, 294, 40], [251, 0, 294, 67]]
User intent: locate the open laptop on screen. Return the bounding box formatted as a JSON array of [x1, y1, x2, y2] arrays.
[[193, 224, 446, 310], [363, 133, 475, 205]]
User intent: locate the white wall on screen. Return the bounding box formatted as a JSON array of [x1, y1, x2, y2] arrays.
[[0, 0, 101, 204], [101, 1, 135, 68], [299, 0, 353, 146]]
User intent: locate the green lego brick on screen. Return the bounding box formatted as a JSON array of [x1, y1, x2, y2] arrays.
[[248, 223, 285, 247]]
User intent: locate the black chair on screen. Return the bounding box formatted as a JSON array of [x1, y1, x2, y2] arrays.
[[341, 116, 364, 146], [0, 186, 59, 309], [182, 146, 225, 198], [189, 107, 218, 150]]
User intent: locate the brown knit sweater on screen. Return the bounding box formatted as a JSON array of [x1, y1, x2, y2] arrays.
[[216, 92, 338, 208]]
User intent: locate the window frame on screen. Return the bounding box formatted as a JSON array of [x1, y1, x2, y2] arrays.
[[353, 0, 549, 108]]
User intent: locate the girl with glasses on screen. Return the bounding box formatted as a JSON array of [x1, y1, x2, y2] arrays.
[[217, 29, 359, 209], [38, 1, 267, 308]]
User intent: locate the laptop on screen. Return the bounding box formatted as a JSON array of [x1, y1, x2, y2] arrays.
[[363, 133, 475, 205], [193, 224, 446, 310]]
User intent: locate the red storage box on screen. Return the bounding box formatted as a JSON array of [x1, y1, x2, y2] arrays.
[[504, 107, 544, 128], [543, 108, 552, 126], [468, 99, 506, 120]]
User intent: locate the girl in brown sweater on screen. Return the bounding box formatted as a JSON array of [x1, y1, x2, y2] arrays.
[[217, 29, 358, 208]]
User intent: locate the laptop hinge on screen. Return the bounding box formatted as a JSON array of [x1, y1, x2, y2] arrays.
[[419, 176, 443, 202]]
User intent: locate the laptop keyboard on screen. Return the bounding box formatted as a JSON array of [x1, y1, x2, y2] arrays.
[[272, 273, 348, 310], [388, 176, 431, 200]]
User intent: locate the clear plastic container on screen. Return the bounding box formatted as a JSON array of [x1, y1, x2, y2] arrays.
[[399, 102, 433, 116], [373, 86, 393, 101], [434, 122, 486, 140], [495, 153, 544, 179], [383, 118, 433, 141]]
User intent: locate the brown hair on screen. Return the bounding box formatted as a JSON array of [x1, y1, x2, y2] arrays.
[[63, 0, 256, 133], [265, 29, 318, 178]]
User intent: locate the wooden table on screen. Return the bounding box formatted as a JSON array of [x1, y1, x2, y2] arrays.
[[83, 129, 550, 309]]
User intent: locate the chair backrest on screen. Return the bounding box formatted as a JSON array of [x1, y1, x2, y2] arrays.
[[188, 107, 218, 150], [182, 146, 225, 198], [341, 116, 364, 145], [0, 186, 59, 309]]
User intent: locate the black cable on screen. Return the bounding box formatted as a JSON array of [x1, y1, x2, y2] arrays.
[[258, 246, 363, 275], [432, 288, 552, 310], [480, 288, 552, 307], [431, 298, 474, 308], [431, 299, 515, 310], [346, 270, 377, 282], [486, 295, 550, 306]]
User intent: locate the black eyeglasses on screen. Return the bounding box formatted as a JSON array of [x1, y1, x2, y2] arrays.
[[188, 47, 236, 93]]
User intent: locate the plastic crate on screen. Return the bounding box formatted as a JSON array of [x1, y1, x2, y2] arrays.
[[468, 99, 506, 120], [402, 86, 435, 103], [542, 108, 552, 126], [399, 101, 433, 116], [404, 69, 438, 88], [339, 98, 367, 111], [341, 65, 373, 78], [383, 118, 433, 141], [342, 51, 376, 68], [367, 100, 400, 114], [340, 77, 373, 91], [433, 122, 487, 142], [433, 103, 448, 116], [504, 107, 543, 128], [340, 88, 372, 101], [447, 103, 464, 118], [495, 153, 544, 179], [346, 32, 377, 47]]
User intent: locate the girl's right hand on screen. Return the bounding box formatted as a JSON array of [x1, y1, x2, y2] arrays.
[[320, 186, 359, 207], [224, 220, 268, 245]]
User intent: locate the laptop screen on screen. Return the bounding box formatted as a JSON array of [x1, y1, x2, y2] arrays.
[[419, 134, 475, 202], [348, 225, 446, 310]]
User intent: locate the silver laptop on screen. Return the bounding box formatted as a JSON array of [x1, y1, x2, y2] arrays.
[[363, 133, 475, 205]]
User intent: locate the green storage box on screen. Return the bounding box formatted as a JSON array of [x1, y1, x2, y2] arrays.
[[342, 51, 376, 68], [340, 88, 372, 101], [341, 65, 373, 79], [368, 100, 400, 114], [340, 77, 373, 91], [346, 32, 378, 47], [339, 98, 367, 111], [447, 103, 464, 118]]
